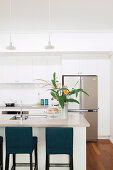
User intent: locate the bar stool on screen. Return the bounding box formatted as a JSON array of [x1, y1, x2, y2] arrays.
[[0, 136, 3, 170], [5, 127, 38, 170], [46, 127, 73, 170]]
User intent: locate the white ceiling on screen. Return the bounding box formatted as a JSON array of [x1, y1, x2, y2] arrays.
[[0, 0, 113, 33]]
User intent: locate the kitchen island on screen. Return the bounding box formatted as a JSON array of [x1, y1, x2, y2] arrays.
[[0, 113, 90, 170]]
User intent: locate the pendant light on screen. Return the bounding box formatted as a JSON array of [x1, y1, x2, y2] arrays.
[[45, 0, 55, 49], [6, 0, 16, 50], [6, 33, 16, 50], [45, 35, 54, 49]]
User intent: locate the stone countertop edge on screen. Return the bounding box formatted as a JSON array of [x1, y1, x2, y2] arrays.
[[0, 105, 48, 110], [0, 113, 90, 128]]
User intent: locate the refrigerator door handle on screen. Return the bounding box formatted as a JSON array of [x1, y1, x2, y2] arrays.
[[88, 109, 97, 112], [88, 109, 98, 112], [68, 109, 89, 112], [68, 109, 98, 112]]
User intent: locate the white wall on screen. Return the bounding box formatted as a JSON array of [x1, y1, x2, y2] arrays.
[[110, 56, 113, 143], [0, 54, 110, 138]]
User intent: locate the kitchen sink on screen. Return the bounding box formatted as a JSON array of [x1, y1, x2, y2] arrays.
[[10, 115, 47, 120], [10, 115, 28, 120]]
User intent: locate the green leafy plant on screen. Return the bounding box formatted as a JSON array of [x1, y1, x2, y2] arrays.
[[51, 72, 89, 109]]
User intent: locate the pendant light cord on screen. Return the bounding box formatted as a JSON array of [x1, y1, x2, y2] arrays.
[[10, 0, 12, 19], [48, 0, 51, 38], [49, 0, 51, 30], [9, 0, 12, 42]]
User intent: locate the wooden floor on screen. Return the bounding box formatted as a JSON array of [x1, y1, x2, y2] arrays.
[[87, 140, 113, 170]]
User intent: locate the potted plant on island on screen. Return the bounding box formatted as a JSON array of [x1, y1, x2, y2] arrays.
[[35, 72, 89, 118], [50, 72, 89, 118]]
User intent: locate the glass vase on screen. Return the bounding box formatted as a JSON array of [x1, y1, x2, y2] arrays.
[[61, 102, 68, 119]]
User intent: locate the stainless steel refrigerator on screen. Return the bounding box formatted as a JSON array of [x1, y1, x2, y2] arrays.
[[62, 75, 98, 141]]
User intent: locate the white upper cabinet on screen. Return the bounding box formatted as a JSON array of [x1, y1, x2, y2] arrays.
[[62, 59, 80, 75], [16, 56, 33, 83], [33, 56, 61, 81], [62, 58, 97, 75], [46, 56, 61, 81], [79, 60, 97, 75], [0, 57, 17, 83], [0, 55, 98, 83], [0, 55, 61, 83], [0, 56, 33, 83], [32, 56, 48, 80]]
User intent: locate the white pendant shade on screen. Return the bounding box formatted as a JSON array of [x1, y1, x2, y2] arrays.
[[45, 39, 55, 49], [6, 41, 16, 50]]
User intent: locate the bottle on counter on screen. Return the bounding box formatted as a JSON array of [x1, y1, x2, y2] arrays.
[[41, 99, 44, 105], [45, 99, 48, 105]]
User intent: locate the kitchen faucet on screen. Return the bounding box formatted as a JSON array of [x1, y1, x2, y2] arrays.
[[15, 100, 23, 120], [20, 100, 23, 120]]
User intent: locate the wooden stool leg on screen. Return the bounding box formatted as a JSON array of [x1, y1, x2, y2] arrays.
[[5, 154, 10, 170], [34, 145, 38, 170], [13, 154, 16, 170], [30, 154, 32, 170], [46, 154, 49, 170], [69, 155, 73, 170]]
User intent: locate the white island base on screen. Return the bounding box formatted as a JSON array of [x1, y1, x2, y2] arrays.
[[0, 113, 89, 170]]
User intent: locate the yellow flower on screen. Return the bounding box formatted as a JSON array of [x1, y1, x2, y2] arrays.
[[63, 90, 68, 94], [63, 85, 68, 95], [56, 84, 59, 87]]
